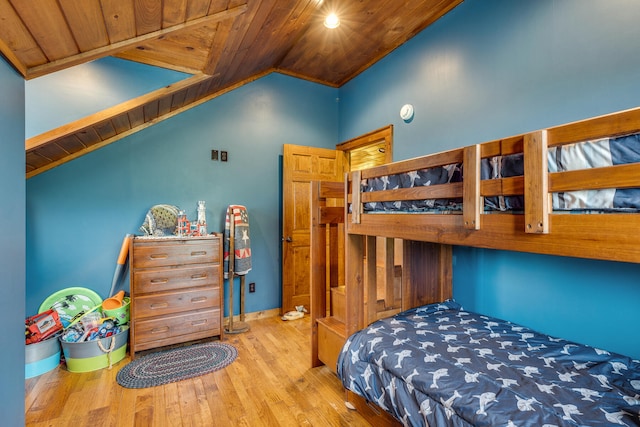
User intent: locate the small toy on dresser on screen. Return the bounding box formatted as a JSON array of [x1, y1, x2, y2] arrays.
[[140, 201, 209, 237], [196, 200, 207, 235]]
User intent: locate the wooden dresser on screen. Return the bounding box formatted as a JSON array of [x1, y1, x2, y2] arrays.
[[129, 235, 223, 358]]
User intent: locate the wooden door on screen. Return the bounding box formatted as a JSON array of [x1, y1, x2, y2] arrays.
[[282, 144, 346, 314]]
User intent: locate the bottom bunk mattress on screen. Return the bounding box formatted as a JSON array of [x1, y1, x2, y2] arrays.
[[337, 300, 640, 427]]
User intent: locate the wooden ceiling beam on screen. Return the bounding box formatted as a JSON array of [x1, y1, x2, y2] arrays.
[[26, 73, 213, 152], [24, 3, 248, 80], [24, 70, 276, 179]]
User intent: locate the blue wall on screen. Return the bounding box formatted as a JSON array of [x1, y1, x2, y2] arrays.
[[339, 0, 640, 358], [0, 58, 26, 424], [26, 71, 339, 319], [26, 57, 189, 138]]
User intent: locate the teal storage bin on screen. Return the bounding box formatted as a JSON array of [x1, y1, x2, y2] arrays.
[[25, 337, 61, 379]]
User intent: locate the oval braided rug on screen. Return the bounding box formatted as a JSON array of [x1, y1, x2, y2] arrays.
[[116, 342, 237, 388]]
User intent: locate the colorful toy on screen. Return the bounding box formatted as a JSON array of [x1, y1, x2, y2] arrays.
[[25, 310, 63, 344]]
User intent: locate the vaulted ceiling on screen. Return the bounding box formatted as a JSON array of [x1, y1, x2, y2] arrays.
[[0, 0, 463, 177]]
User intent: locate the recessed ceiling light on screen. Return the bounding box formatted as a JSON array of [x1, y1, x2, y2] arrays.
[[324, 13, 340, 29]]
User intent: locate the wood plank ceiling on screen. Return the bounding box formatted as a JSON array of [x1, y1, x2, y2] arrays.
[[0, 0, 463, 178]]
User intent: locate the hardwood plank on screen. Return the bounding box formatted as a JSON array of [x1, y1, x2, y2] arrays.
[[550, 163, 640, 192], [111, 113, 132, 134], [163, 0, 188, 28], [360, 181, 463, 203], [31, 143, 69, 162], [158, 95, 174, 116], [95, 119, 118, 140], [207, 0, 232, 15], [205, 0, 253, 80], [143, 101, 160, 122], [170, 87, 189, 110], [547, 106, 640, 146], [187, 0, 214, 20], [25, 152, 50, 171], [359, 148, 464, 179], [224, 0, 280, 77], [134, 0, 163, 35], [10, 0, 78, 60], [201, 373, 233, 424], [177, 380, 204, 424], [116, 24, 216, 73], [0, 0, 47, 70], [55, 134, 88, 154], [59, 0, 110, 51], [192, 378, 214, 424], [183, 83, 201, 105], [100, 0, 136, 43], [75, 127, 102, 147], [128, 106, 146, 127]]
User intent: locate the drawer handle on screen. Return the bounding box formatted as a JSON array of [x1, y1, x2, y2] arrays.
[[149, 253, 169, 259], [190, 250, 207, 257], [151, 326, 170, 334], [191, 273, 208, 280], [150, 303, 169, 309], [191, 296, 207, 303], [191, 320, 207, 326], [150, 278, 169, 284]]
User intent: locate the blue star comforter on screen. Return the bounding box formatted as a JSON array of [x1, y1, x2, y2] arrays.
[[337, 300, 640, 426]]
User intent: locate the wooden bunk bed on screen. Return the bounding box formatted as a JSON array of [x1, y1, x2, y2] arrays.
[[312, 106, 640, 426]]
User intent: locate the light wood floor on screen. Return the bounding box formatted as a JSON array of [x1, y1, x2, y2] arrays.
[[25, 315, 372, 427]]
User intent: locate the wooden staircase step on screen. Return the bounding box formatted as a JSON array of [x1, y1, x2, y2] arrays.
[[316, 316, 346, 371]]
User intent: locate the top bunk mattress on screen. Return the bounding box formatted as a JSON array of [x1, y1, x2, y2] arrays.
[[360, 133, 640, 213]]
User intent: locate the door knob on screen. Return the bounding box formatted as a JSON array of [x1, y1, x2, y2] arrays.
[[285, 236, 292, 242]]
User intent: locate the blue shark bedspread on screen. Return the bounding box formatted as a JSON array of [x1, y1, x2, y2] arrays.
[[337, 300, 640, 426]]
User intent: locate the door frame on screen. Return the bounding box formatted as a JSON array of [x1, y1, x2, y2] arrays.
[[336, 125, 393, 167]]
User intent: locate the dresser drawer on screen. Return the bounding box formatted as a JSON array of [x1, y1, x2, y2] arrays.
[[134, 287, 220, 318], [133, 264, 219, 294], [133, 308, 221, 346], [133, 239, 220, 268]]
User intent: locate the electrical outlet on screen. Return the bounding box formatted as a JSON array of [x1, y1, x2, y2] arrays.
[[211, 149, 218, 160], [249, 282, 255, 293], [221, 151, 228, 162]]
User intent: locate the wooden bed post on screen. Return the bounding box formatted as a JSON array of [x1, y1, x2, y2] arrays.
[[345, 233, 365, 336], [351, 170, 361, 224], [524, 130, 549, 234], [365, 236, 377, 326], [310, 181, 327, 368], [463, 144, 481, 230]]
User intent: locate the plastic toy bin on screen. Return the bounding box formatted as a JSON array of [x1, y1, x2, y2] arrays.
[[60, 326, 129, 373]]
